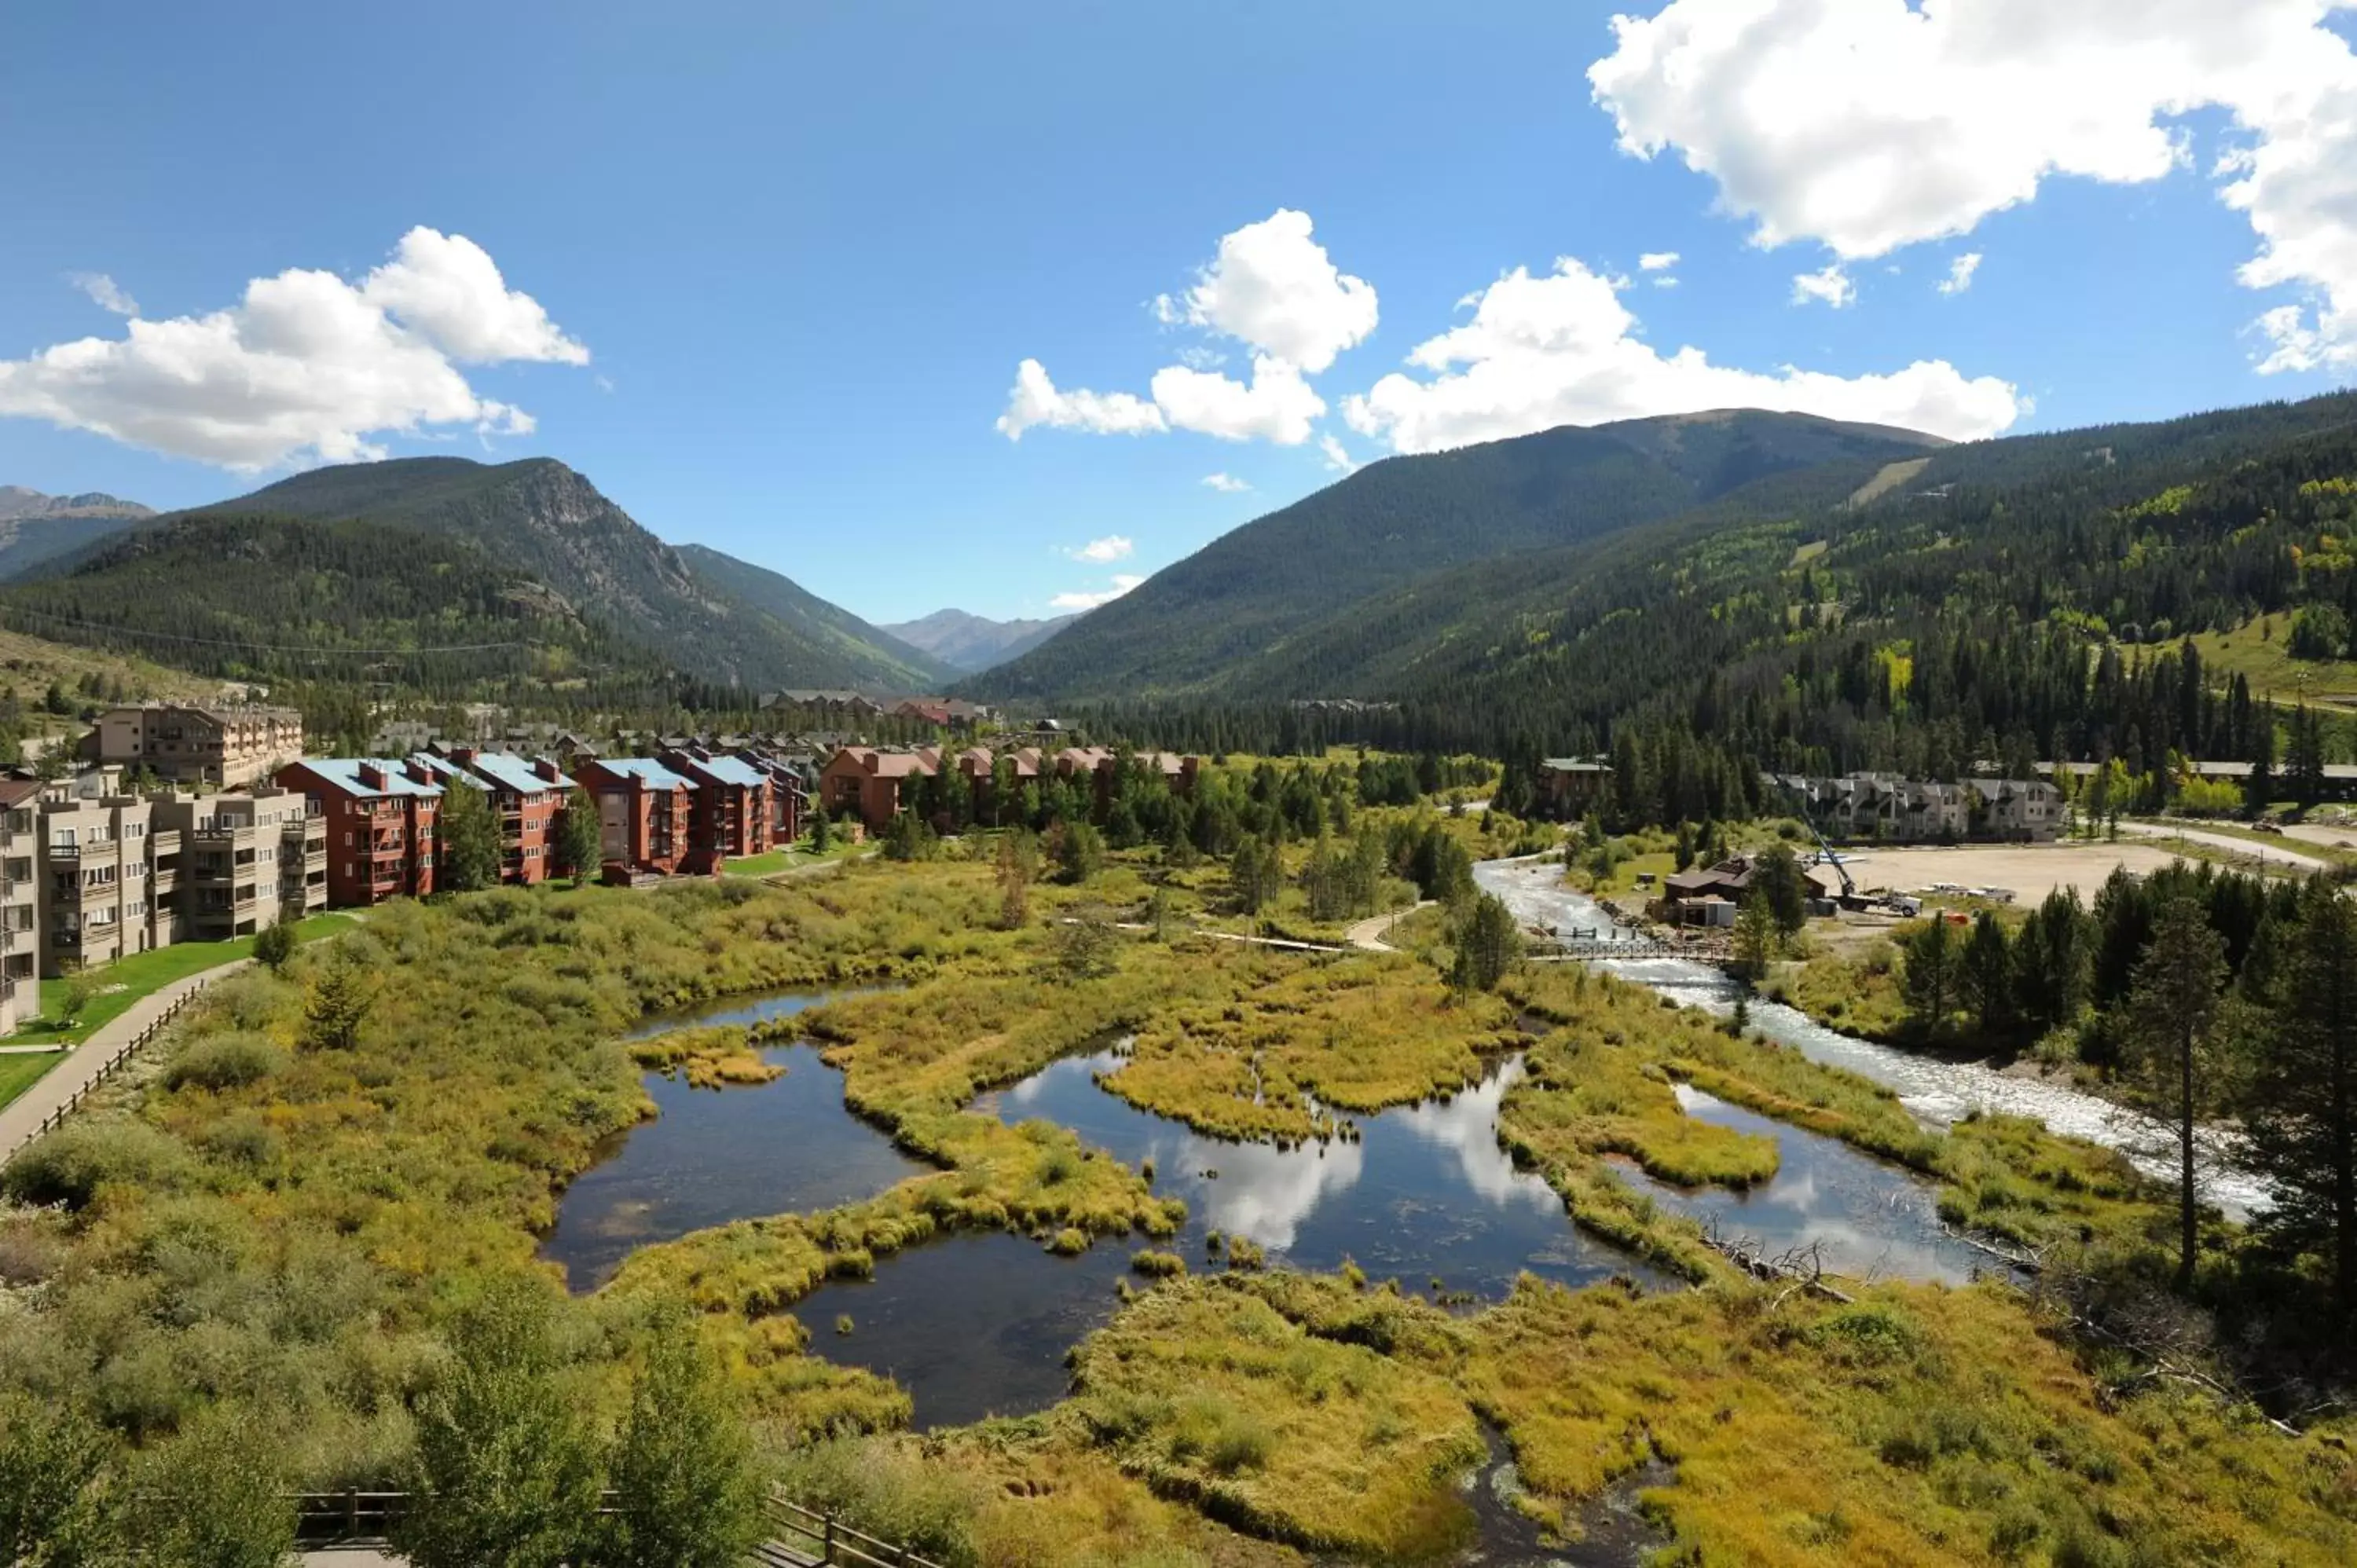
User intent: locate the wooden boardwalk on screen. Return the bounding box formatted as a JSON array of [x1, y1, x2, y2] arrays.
[[288, 1489, 944, 1567]]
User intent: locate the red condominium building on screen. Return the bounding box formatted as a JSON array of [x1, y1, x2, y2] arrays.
[[574, 757, 700, 881], [432, 749, 577, 885], [277, 757, 444, 907], [659, 749, 775, 868]]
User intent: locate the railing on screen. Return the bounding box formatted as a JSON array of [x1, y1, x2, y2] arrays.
[[9, 979, 211, 1155], [765, 1495, 945, 1567], [280, 1488, 945, 1566]]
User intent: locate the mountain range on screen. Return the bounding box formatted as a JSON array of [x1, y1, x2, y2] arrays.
[[967, 409, 1948, 702], [0, 485, 155, 582], [880, 608, 1081, 672], [0, 458, 953, 698]]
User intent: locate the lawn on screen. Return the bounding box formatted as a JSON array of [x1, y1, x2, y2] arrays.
[[5, 911, 354, 1051], [724, 837, 871, 877], [0, 1050, 60, 1109]]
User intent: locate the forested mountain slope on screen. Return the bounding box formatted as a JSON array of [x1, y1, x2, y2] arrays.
[[15, 456, 948, 694], [1052, 392, 2357, 808], [973, 409, 1943, 700]]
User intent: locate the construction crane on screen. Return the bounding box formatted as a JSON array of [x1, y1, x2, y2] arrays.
[[1806, 816, 1856, 899]]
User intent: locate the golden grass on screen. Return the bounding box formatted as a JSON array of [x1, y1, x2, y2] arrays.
[[629, 1024, 783, 1089], [1103, 955, 1522, 1144], [1067, 1278, 1485, 1559]]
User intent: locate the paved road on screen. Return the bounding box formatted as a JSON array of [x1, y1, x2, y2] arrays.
[[2117, 821, 2335, 877], [0, 958, 251, 1162], [1346, 901, 1433, 952]]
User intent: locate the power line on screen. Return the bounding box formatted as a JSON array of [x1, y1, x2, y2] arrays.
[[0, 605, 530, 657]]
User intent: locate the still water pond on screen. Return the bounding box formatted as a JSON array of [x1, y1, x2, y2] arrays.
[[543, 992, 921, 1292], [548, 978, 1999, 1428]]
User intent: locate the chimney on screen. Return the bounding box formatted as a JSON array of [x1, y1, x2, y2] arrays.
[[452, 746, 478, 766], [533, 757, 561, 782], [357, 763, 388, 792], [403, 759, 434, 786]]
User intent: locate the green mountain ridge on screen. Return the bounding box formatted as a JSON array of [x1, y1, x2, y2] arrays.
[[1, 456, 953, 700], [969, 408, 1946, 702]]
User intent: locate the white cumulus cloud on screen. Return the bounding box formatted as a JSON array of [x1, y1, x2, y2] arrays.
[[1319, 434, 1361, 474], [1938, 253, 1984, 295], [999, 208, 1372, 445], [1067, 534, 1135, 562], [996, 359, 1167, 440], [1587, 0, 2357, 371], [1341, 257, 2019, 454], [1638, 251, 1681, 271], [1791, 263, 1856, 309], [360, 227, 588, 365], [0, 228, 582, 470], [1170, 208, 1377, 373], [67, 273, 137, 316], [1201, 472, 1252, 493], [1149, 355, 1325, 445], [1050, 573, 1144, 611]]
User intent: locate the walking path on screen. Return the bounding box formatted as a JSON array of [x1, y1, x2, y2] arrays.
[[0, 958, 251, 1162], [2117, 820, 2334, 877], [1346, 901, 1433, 952]]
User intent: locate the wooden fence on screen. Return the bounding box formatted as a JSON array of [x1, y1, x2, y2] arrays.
[[8, 979, 211, 1157], [288, 1487, 944, 1567]]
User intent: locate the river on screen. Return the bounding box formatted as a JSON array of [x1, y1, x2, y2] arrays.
[[1474, 856, 2269, 1216]]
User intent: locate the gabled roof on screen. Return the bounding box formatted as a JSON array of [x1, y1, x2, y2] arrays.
[[468, 753, 575, 795], [289, 757, 444, 800]]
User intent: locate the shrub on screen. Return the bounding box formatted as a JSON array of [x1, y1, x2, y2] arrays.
[[2, 1119, 188, 1209], [1131, 1249, 1186, 1278], [163, 1031, 287, 1092], [594, 1316, 766, 1568], [251, 917, 299, 973]]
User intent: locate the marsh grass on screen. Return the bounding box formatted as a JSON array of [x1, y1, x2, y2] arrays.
[[1102, 955, 1523, 1144], [629, 1025, 783, 1089]]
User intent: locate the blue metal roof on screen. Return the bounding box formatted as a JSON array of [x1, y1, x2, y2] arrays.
[[467, 753, 575, 794], [598, 757, 698, 791], [681, 753, 765, 789], [295, 757, 444, 800]]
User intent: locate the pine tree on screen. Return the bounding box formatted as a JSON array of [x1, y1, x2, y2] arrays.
[[1447, 892, 1522, 993], [2249, 879, 2357, 1318], [2121, 893, 2230, 1287], [1898, 916, 1960, 1034], [1958, 910, 2016, 1041]]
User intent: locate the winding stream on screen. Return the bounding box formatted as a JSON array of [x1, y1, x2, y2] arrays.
[[1475, 857, 2270, 1216]]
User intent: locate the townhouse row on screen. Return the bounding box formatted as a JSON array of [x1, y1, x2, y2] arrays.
[[816, 744, 1200, 831], [273, 744, 808, 900]]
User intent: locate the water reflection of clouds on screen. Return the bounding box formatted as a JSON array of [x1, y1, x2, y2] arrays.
[[1387, 1061, 1562, 1215], [1181, 1134, 1367, 1251]]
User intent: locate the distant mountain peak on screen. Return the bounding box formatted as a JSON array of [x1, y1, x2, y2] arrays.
[[880, 607, 1081, 672], [0, 485, 155, 523]]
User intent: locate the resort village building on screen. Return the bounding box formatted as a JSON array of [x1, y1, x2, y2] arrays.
[[277, 759, 444, 908], [87, 702, 306, 788]]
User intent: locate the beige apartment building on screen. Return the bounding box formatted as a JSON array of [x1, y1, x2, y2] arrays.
[[88, 702, 305, 787], [0, 781, 40, 1033], [148, 786, 327, 940], [37, 768, 164, 977]]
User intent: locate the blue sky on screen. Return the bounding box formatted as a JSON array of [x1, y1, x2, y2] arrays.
[[3, 2, 2354, 625]]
